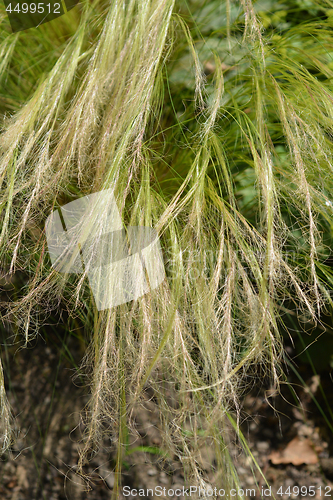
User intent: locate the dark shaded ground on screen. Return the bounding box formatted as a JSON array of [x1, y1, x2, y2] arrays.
[[1, 323, 333, 500]]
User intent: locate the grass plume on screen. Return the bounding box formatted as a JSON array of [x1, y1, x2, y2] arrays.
[[1, 0, 333, 493]]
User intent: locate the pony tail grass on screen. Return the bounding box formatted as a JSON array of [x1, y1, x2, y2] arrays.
[[0, 360, 13, 455], [1, 0, 333, 493]]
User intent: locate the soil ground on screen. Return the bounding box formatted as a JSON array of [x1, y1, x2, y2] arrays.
[[1, 326, 333, 500]]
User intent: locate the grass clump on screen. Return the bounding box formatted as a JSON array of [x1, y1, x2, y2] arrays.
[[1, 0, 333, 494]]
